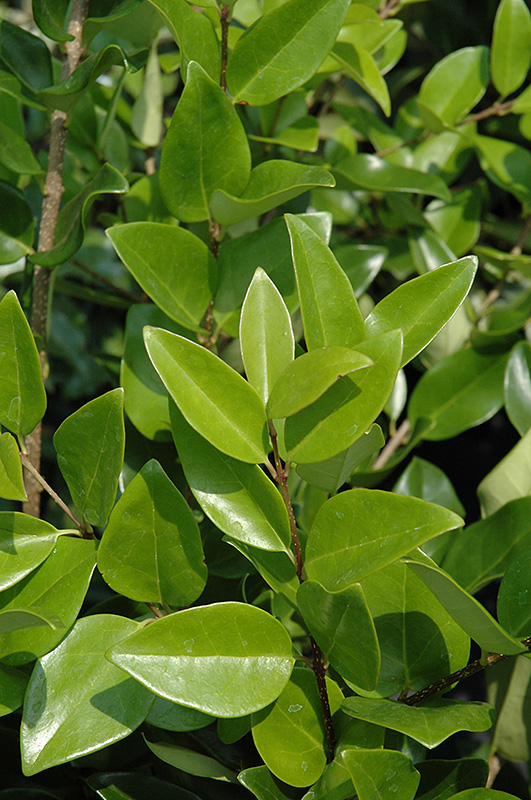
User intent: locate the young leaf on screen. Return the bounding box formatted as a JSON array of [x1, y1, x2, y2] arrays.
[[0, 432, 27, 501], [106, 603, 294, 717], [365, 256, 478, 367], [0, 290, 46, 437], [504, 341, 531, 435], [144, 327, 269, 463], [286, 214, 365, 351], [333, 154, 451, 201], [342, 749, 420, 800], [331, 42, 390, 117], [54, 388, 125, 527], [477, 427, 531, 517], [160, 61, 251, 222], [21, 615, 154, 776], [226, 0, 350, 105], [491, 0, 531, 96], [240, 268, 295, 406]]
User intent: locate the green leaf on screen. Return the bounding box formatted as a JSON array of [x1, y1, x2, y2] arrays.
[[486, 655, 531, 763], [106, 603, 294, 717], [21, 615, 154, 776], [54, 388, 125, 527], [0, 513, 63, 592], [250, 116, 320, 153], [0, 181, 35, 264], [268, 347, 373, 420], [239, 766, 295, 800], [408, 348, 508, 441], [333, 154, 451, 202], [0, 290, 46, 437], [406, 559, 526, 654], [491, 0, 531, 96], [497, 551, 531, 638], [504, 341, 531, 435], [393, 457, 465, 517], [0, 663, 28, 717], [226, 0, 350, 105], [341, 697, 495, 749], [474, 134, 531, 211], [417, 46, 489, 128], [331, 43, 390, 117], [0, 608, 63, 634], [210, 162, 335, 227], [144, 327, 269, 463], [225, 538, 299, 606], [144, 738, 236, 782], [131, 44, 163, 148], [0, 19, 53, 92], [0, 432, 26, 502], [251, 668, 344, 787], [145, 696, 213, 731], [107, 222, 217, 332], [286, 214, 365, 351], [297, 581, 380, 690], [0, 537, 96, 665], [160, 61, 251, 222], [32, 0, 71, 42], [415, 759, 489, 800], [0, 119, 43, 175], [87, 772, 201, 800], [424, 186, 482, 258], [450, 792, 520, 799], [342, 749, 420, 800], [97, 460, 207, 606], [305, 489, 463, 592], [240, 268, 295, 406], [365, 256, 478, 367], [477, 427, 531, 517], [147, 0, 220, 81], [281, 330, 402, 464], [170, 405, 291, 552], [30, 164, 129, 267]]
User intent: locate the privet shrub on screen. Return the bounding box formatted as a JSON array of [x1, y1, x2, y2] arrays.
[[0, 0, 531, 797]]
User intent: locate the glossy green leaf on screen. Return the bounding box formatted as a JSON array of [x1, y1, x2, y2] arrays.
[[0, 181, 35, 264], [21, 615, 153, 776], [342, 749, 419, 800], [417, 47, 489, 128], [366, 256, 478, 367], [406, 560, 526, 654], [415, 759, 488, 800], [131, 44, 163, 147], [144, 738, 236, 782], [305, 489, 463, 592], [107, 223, 217, 332], [0, 537, 96, 665], [491, 0, 531, 96], [145, 696, 213, 731], [226, 537, 299, 606], [210, 162, 334, 227], [145, 327, 269, 463], [240, 268, 295, 406], [250, 117, 320, 153], [0, 432, 26, 502], [106, 603, 294, 717], [31, 164, 129, 267], [160, 61, 251, 222], [334, 244, 386, 298], [331, 42, 390, 116], [424, 187, 482, 258], [268, 347, 373, 419], [282, 330, 402, 464], [341, 697, 495, 749], [393, 457, 465, 517], [0, 290, 46, 437], [497, 550, 531, 638], [97, 460, 207, 606], [512, 82, 531, 113], [504, 341, 531, 435], [474, 134, 531, 211], [286, 214, 365, 351], [0, 663, 28, 717], [31, 0, 71, 41], [147, 0, 220, 80], [170, 404, 291, 552], [0, 119, 42, 175], [334, 154, 451, 201], [297, 581, 380, 690], [477, 427, 531, 517], [239, 765, 295, 800], [226, 0, 350, 105], [0, 608, 63, 634], [54, 388, 125, 527], [251, 668, 344, 787], [450, 792, 520, 800], [408, 348, 507, 441], [218, 714, 252, 745], [87, 772, 200, 800], [0, 513, 64, 592], [0, 19, 53, 92], [486, 655, 531, 763]]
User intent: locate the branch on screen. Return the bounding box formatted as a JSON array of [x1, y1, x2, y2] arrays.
[[268, 422, 303, 580], [219, 4, 230, 94], [371, 419, 411, 471]]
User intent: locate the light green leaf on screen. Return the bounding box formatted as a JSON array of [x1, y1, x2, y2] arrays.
[[393, 457, 465, 517], [365, 256, 478, 367], [21, 615, 153, 776], [487, 655, 531, 763], [450, 791, 519, 799], [240, 268, 295, 406], [341, 697, 495, 749], [408, 348, 507, 441], [170, 404, 291, 552], [305, 489, 463, 592], [226, 0, 350, 105], [210, 162, 334, 227], [160, 61, 251, 222], [424, 187, 482, 258], [0, 432, 26, 501], [252, 668, 344, 787], [145, 696, 213, 731], [298, 581, 380, 690], [474, 134, 531, 211], [281, 330, 402, 464], [504, 341, 531, 435], [0, 663, 28, 717], [144, 327, 269, 463], [144, 738, 236, 782], [107, 222, 217, 332], [342, 749, 419, 800], [333, 154, 451, 201], [286, 214, 365, 351], [147, 0, 220, 80], [239, 765, 295, 800], [97, 459, 207, 606], [0, 181, 35, 264], [0, 290, 46, 437], [0, 513, 63, 592], [268, 347, 373, 420], [250, 116, 320, 153], [497, 551, 531, 638], [406, 559, 526, 654], [477, 427, 531, 517], [54, 388, 125, 527], [106, 603, 294, 717], [131, 43, 163, 147], [491, 0, 531, 96], [331, 42, 390, 116]]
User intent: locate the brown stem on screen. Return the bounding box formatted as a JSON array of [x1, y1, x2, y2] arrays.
[[268, 421, 303, 580], [311, 636, 337, 760], [378, 0, 401, 19], [487, 754, 503, 788], [460, 99, 515, 126], [371, 419, 411, 471], [25, 0, 90, 517], [20, 452, 92, 539], [220, 4, 230, 94], [146, 603, 165, 619]]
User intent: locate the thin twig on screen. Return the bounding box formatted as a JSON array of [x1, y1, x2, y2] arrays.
[[268, 421, 303, 580], [371, 419, 411, 471], [310, 635, 337, 761], [378, 0, 401, 19], [219, 4, 230, 94], [145, 603, 165, 619]]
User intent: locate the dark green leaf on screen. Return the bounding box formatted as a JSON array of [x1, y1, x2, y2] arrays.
[[0, 181, 35, 264], [342, 749, 419, 800], [0, 119, 42, 175], [497, 551, 531, 637], [486, 656, 531, 763], [0, 432, 27, 502], [474, 134, 531, 211], [0, 19, 52, 92], [0, 608, 63, 634], [88, 772, 201, 800], [417, 47, 489, 128], [32, 0, 71, 42], [239, 766, 295, 800], [225, 538, 299, 606], [393, 457, 465, 516], [415, 759, 488, 800], [0, 663, 28, 717], [144, 738, 236, 782], [333, 154, 451, 201], [504, 341, 531, 435], [491, 0, 531, 96]]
